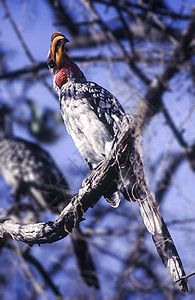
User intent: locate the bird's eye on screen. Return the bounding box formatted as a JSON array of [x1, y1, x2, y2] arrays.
[[48, 59, 56, 69]]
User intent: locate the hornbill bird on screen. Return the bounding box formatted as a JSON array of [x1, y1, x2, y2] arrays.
[[47, 32, 188, 292], [0, 104, 99, 289]]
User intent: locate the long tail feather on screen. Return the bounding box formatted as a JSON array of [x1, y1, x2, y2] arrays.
[[138, 194, 188, 292], [119, 143, 188, 292]]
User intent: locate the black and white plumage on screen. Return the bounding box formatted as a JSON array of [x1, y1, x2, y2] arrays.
[[0, 136, 69, 209], [47, 32, 188, 292], [0, 105, 99, 289], [48, 33, 127, 207], [60, 82, 127, 168], [0, 105, 69, 208]]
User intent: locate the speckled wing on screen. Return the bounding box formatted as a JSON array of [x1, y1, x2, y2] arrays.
[[85, 82, 128, 138], [83, 82, 129, 208], [0, 137, 69, 210]]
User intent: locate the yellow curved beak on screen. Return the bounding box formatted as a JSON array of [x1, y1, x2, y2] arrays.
[[50, 32, 72, 68]]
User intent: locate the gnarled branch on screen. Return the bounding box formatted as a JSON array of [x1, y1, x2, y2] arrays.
[[0, 120, 134, 245]]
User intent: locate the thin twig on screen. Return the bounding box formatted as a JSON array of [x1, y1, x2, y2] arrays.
[[135, 11, 195, 130], [0, 0, 57, 99], [24, 249, 63, 298], [1, 0, 35, 64], [81, 0, 151, 85], [93, 0, 191, 21]]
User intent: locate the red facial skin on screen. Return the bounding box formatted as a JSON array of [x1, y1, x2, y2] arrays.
[[55, 68, 69, 87], [55, 62, 83, 88]]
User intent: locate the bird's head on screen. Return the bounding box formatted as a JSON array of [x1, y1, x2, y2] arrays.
[[47, 32, 85, 90]]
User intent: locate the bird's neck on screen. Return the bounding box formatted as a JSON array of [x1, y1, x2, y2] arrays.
[[55, 62, 86, 88]]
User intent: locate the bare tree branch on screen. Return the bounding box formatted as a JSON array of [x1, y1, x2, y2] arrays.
[[81, 0, 151, 85], [0, 120, 133, 245], [93, 0, 191, 21], [135, 10, 195, 129], [0, 0, 56, 98], [23, 249, 63, 298], [0, 54, 171, 81], [0, 0, 35, 64]]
